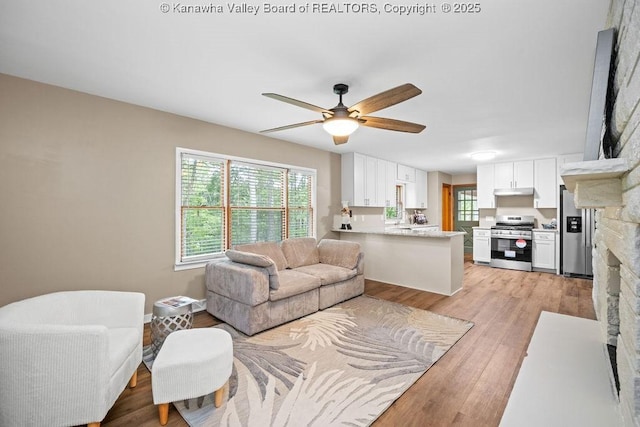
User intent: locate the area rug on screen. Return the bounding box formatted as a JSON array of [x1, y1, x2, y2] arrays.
[[143, 295, 473, 426]]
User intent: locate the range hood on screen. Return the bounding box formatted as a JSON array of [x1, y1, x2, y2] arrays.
[[493, 187, 534, 196]]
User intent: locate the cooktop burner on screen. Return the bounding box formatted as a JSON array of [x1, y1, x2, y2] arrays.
[[492, 215, 535, 228], [491, 215, 535, 239]]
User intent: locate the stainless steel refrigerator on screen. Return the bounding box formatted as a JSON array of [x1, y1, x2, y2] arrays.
[[560, 185, 594, 277]]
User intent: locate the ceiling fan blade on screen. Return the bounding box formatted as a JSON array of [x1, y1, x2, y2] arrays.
[[260, 120, 324, 133], [333, 135, 349, 145], [360, 116, 426, 133], [349, 84, 422, 116], [262, 93, 330, 114]]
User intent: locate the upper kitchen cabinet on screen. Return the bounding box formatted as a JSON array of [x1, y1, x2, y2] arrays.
[[397, 163, 416, 182], [477, 163, 496, 208], [534, 158, 557, 208], [494, 160, 534, 189], [342, 152, 381, 207], [406, 169, 428, 209], [377, 159, 398, 208]]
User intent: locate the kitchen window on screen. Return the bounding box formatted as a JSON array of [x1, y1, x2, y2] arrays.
[[176, 148, 316, 269], [385, 184, 404, 221]]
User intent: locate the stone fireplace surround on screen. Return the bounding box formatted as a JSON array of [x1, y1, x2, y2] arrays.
[[564, 1, 640, 425]]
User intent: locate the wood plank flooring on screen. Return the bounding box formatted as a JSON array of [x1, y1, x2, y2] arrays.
[[100, 259, 595, 427]]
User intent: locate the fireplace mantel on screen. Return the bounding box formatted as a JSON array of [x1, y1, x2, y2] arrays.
[[560, 158, 629, 208]]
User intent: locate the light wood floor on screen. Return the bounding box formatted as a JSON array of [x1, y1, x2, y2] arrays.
[[101, 258, 595, 427]]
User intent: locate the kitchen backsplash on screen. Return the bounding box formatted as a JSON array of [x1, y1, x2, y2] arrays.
[[338, 197, 557, 230], [332, 207, 388, 230]]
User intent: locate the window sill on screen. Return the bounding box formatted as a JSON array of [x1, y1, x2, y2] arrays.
[[174, 255, 225, 272]]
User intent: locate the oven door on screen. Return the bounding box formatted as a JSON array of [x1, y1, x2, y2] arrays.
[[490, 236, 532, 271]]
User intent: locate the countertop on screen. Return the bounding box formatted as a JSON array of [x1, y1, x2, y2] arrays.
[[474, 226, 558, 233], [333, 227, 466, 239]]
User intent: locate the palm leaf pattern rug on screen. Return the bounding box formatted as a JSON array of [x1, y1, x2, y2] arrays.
[[143, 295, 473, 426]]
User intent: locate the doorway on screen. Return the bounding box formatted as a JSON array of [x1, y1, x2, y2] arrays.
[[442, 183, 453, 231], [453, 185, 479, 253]]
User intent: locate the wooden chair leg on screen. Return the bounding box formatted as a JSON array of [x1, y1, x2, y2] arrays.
[[87, 423, 100, 427], [214, 382, 227, 408], [158, 403, 169, 426], [129, 370, 138, 388]]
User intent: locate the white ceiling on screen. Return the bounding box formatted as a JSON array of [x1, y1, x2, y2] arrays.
[[0, 0, 610, 174]]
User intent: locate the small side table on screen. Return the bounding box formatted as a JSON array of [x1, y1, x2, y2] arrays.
[[150, 296, 195, 357]]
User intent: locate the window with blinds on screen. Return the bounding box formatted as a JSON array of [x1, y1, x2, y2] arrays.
[[229, 162, 285, 247], [176, 148, 316, 267], [179, 153, 225, 263], [288, 170, 314, 238]]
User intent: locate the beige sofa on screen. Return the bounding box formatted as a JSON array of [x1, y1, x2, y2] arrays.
[[205, 237, 364, 335]]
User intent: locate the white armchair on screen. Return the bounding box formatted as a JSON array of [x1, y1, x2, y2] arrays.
[[0, 290, 145, 427]]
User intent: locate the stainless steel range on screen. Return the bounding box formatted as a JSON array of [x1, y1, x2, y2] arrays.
[[490, 215, 535, 272]]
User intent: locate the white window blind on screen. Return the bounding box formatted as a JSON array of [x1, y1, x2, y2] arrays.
[[229, 162, 285, 247], [179, 153, 225, 263], [288, 169, 314, 238]]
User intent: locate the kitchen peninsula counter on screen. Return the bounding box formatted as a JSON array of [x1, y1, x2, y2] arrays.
[[334, 227, 466, 296]]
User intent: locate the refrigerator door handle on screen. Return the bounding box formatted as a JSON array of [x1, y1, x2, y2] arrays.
[[580, 209, 587, 246]]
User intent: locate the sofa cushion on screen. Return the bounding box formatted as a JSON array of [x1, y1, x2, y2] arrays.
[[293, 264, 357, 286], [226, 250, 274, 268], [281, 237, 319, 268], [234, 241, 288, 271], [108, 327, 140, 377], [318, 239, 361, 270], [269, 270, 320, 302], [225, 250, 280, 290]]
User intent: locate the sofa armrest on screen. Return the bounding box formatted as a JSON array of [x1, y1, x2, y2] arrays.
[[318, 239, 362, 270], [225, 250, 280, 290], [356, 252, 365, 275], [0, 324, 111, 423], [205, 260, 270, 306]]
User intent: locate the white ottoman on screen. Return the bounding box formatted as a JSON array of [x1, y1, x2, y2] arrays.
[[152, 328, 233, 425]]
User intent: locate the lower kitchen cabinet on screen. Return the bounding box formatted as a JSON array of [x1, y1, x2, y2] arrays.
[[532, 231, 556, 271], [473, 228, 491, 264]]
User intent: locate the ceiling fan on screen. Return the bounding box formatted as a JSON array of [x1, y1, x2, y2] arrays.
[[260, 83, 426, 145]]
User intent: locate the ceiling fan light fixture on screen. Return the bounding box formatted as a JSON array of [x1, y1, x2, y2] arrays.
[[322, 117, 359, 137]]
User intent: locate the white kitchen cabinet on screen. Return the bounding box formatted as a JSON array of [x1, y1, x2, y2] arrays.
[[534, 158, 557, 208], [385, 161, 397, 207], [376, 159, 398, 207], [397, 163, 416, 182], [406, 169, 428, 209], [533, 231, 556, 270], [473, 228, 491, 263], [342, 152, 382, 207], [494, 160, 534, 189], [477, 163, 496, 208]]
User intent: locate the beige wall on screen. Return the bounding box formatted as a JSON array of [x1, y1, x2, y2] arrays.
[[0, 74, 342, 311]]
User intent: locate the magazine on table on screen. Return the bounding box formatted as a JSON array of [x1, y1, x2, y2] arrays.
[[157, 296, 197, 308]]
